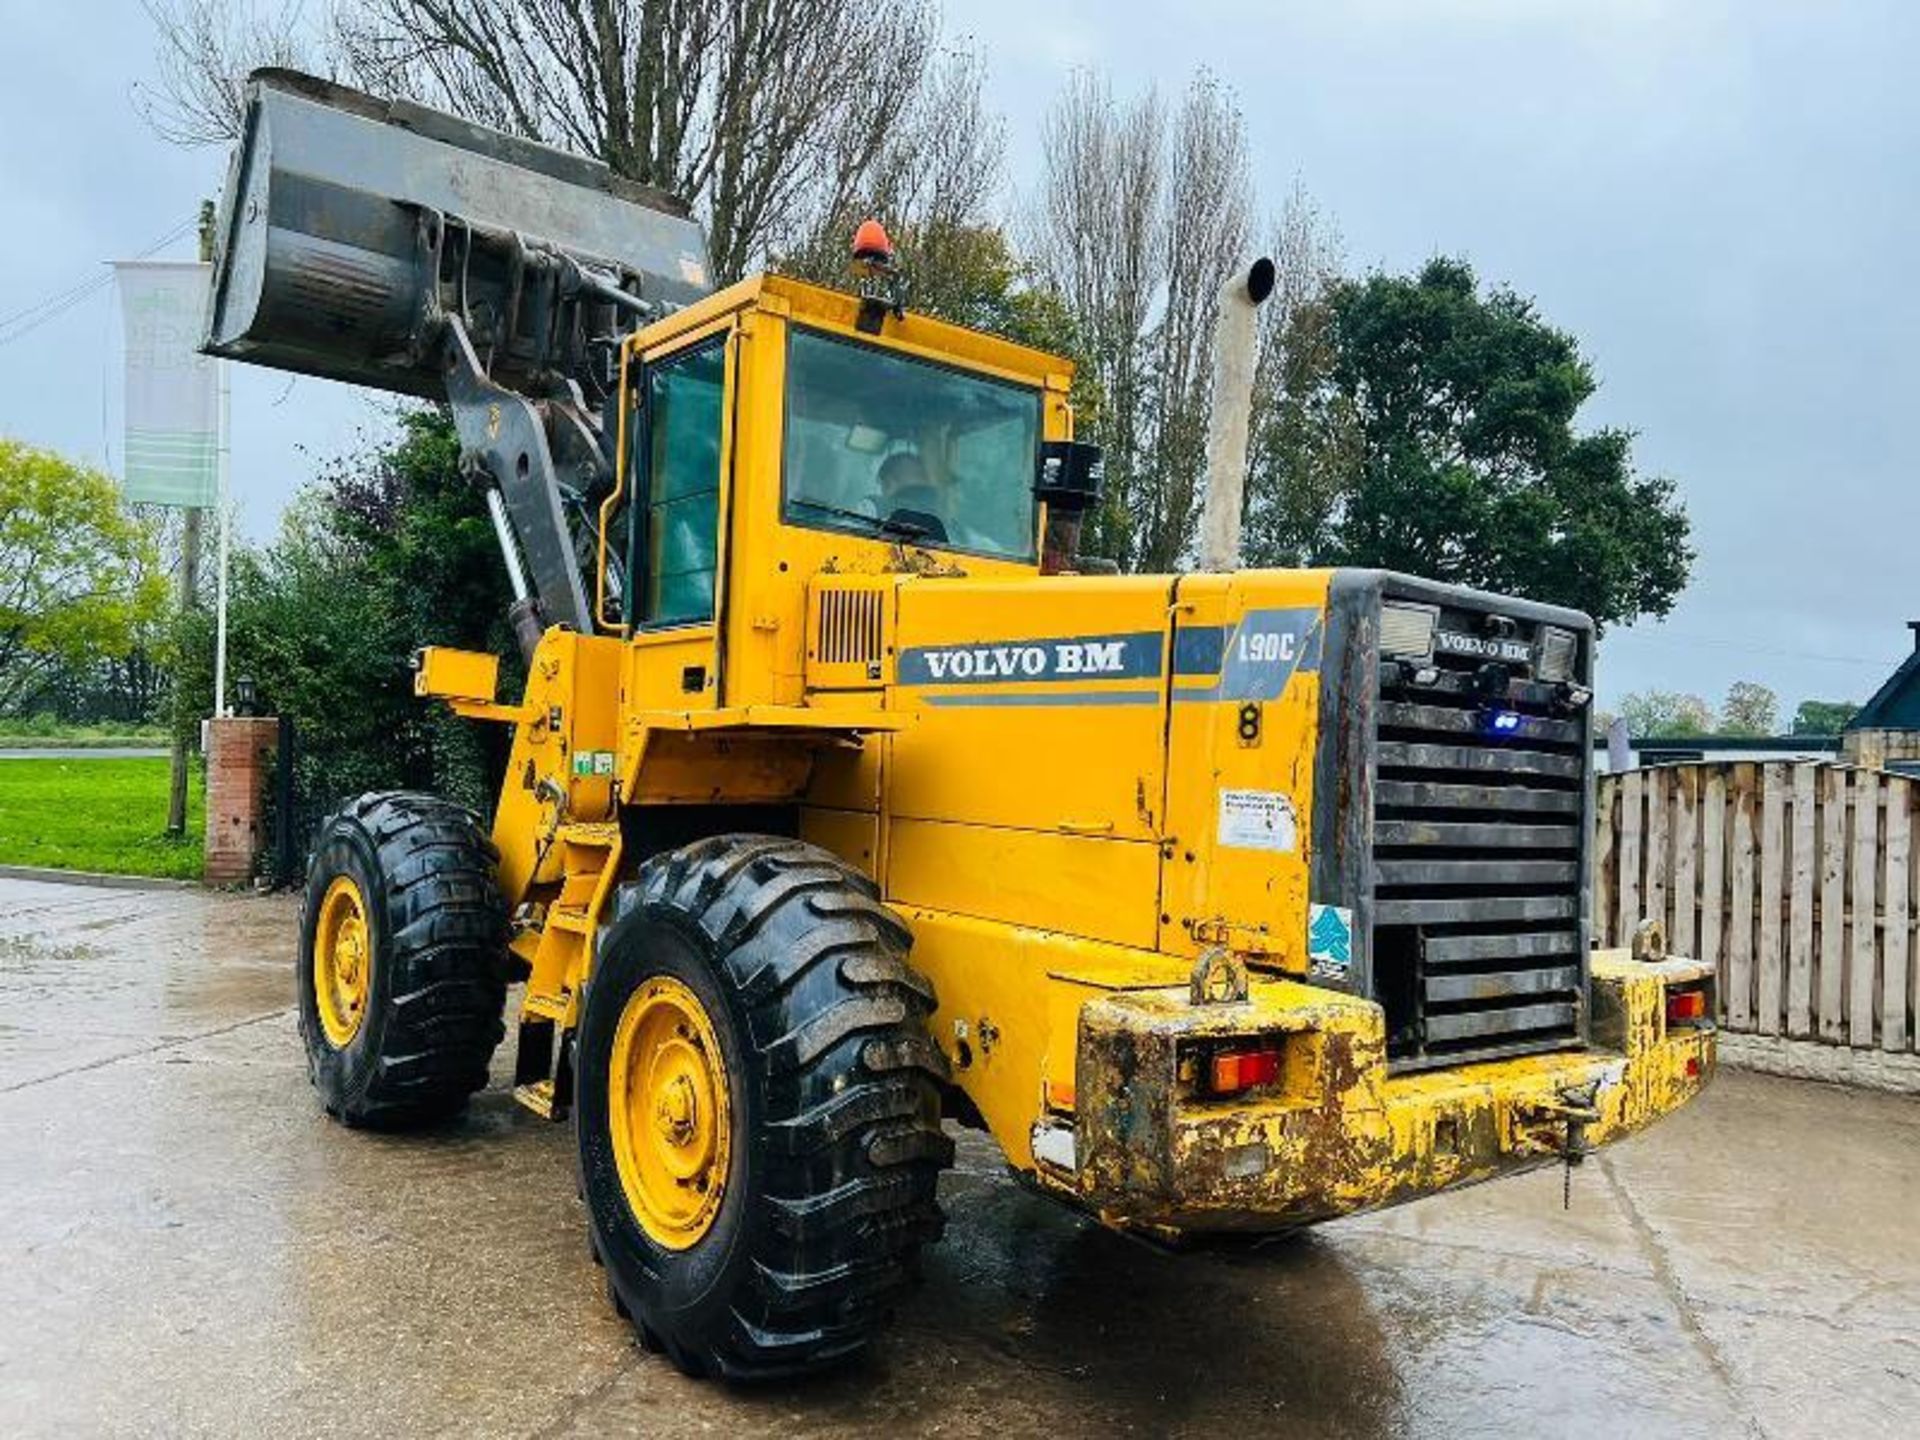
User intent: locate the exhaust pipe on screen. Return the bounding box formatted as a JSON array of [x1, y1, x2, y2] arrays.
[[1198, 258, 1276, 572]]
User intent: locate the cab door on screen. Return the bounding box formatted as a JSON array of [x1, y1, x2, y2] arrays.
[[613, 322, 736, 713]]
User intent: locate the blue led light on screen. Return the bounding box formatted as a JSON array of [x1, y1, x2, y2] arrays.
[[1489, 710, 1522, 733]]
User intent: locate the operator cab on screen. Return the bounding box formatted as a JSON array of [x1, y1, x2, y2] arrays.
[[594, 261, 1083, 712]]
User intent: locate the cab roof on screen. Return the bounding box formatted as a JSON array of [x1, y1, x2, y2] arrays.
[[628, 272, 1074, 394]]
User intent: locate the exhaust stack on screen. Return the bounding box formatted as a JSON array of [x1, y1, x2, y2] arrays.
[[1198, 258, 1276, 572]]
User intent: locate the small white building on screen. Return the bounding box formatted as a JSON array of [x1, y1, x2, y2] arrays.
[[1592, 733, 1840, 775]]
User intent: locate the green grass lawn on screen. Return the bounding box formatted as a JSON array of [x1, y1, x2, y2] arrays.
[[0, 757, 204, 879]]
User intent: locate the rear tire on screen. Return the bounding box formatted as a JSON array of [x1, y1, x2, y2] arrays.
[[576, 835, 952, 1381], [298, 791, 510, 1128]]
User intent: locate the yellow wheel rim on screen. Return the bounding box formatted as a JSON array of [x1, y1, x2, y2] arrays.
[[313, 875, 372, 1047], [608, 976, 731, 1250]]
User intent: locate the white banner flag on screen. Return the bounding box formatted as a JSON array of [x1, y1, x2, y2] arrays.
[[116, 259, 217, 508]]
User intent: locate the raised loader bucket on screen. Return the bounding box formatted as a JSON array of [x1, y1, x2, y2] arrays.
[[203, 68, 712, 398]]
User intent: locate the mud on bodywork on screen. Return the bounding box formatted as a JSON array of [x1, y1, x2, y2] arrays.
[[1067, 951, 1716, 1236]]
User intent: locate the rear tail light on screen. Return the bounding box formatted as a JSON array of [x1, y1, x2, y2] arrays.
[[1667, 990, 1708, 1024], [1208, 1048, 1282, 1095]]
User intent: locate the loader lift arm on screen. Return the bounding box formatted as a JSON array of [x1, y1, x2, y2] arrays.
[[202, 66, 714, 646], [441, 311, 606, 642]]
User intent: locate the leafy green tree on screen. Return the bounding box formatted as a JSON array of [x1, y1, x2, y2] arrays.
[[171, 409, 516, 845], [1792, 699, 1859, 735], [29, 505, 184, 726], [1718, 681, 1780, 737], [1245, 258, 1693, 630], [1618, 689, 1715, 739], [0, 439, 168, 714]]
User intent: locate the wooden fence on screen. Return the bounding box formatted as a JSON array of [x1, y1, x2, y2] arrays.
[[1594, 762, 1919, 1054]]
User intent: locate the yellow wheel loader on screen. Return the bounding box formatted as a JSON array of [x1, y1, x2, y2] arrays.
[[208, 70, 1714, 1380]]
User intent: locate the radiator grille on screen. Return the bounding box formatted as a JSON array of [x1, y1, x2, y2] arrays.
[[1372, 603, 1589, 1070], [814, 587, 885, 669]]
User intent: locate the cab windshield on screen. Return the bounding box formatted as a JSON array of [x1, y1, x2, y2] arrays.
[[782, 327, 1040, 561]]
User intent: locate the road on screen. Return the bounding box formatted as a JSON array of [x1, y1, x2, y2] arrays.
[[0, 747, 169, 760], [0, 875, 1913, 1438]]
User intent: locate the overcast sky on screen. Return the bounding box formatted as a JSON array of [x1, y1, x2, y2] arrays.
[[1, 0, 1914, 716]]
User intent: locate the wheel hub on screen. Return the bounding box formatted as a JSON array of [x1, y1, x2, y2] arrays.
[[656, 1074, 696, 1142], [608, 976, 730, 1249], [313, 875, 371, 1047]]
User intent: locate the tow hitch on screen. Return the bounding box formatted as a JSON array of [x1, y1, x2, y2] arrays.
[[1516, 1079, 1602, 1208]]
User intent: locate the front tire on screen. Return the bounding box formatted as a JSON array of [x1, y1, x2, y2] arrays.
[[576, 835, 952, 1380], [298, 791, 510, 1128]]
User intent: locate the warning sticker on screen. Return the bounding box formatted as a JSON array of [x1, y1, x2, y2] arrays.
[[1308, 903, 1354, 978], [1217, 788, 1297, 852]]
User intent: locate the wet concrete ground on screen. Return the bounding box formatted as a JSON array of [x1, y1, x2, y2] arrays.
[[1, 875, 1913, 1439]]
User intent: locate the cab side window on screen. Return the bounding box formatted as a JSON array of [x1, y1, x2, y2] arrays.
[[630, 339, 726, 626]]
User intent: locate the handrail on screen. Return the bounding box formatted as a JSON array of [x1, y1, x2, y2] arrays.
[[595, 345, 635, 635]]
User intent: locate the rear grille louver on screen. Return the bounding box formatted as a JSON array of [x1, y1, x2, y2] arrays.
[[1371, 606, 1589, 1070]]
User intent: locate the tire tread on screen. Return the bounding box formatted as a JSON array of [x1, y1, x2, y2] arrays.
[[301, 791, 508, 1127], [593, 835, 950, 1380]]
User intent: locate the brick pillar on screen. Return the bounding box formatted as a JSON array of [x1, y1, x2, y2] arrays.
[[204, 716, 280, 885]]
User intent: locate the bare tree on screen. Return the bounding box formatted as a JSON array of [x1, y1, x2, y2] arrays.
[[832, 46, 1004, 251], [1027, 70, 1254, 572], [1139, 76, 1252, 568], [1027, 73, 1163, 570], [335, 0, 938, 281], [1242, 179, 1351, 567], [771, 46, 1008, 313], [141, 0, 946, 283], [138, 0, 328, 146]]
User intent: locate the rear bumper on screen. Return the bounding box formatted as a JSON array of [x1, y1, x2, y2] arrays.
[[1056, 950, 1715, 1236]]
